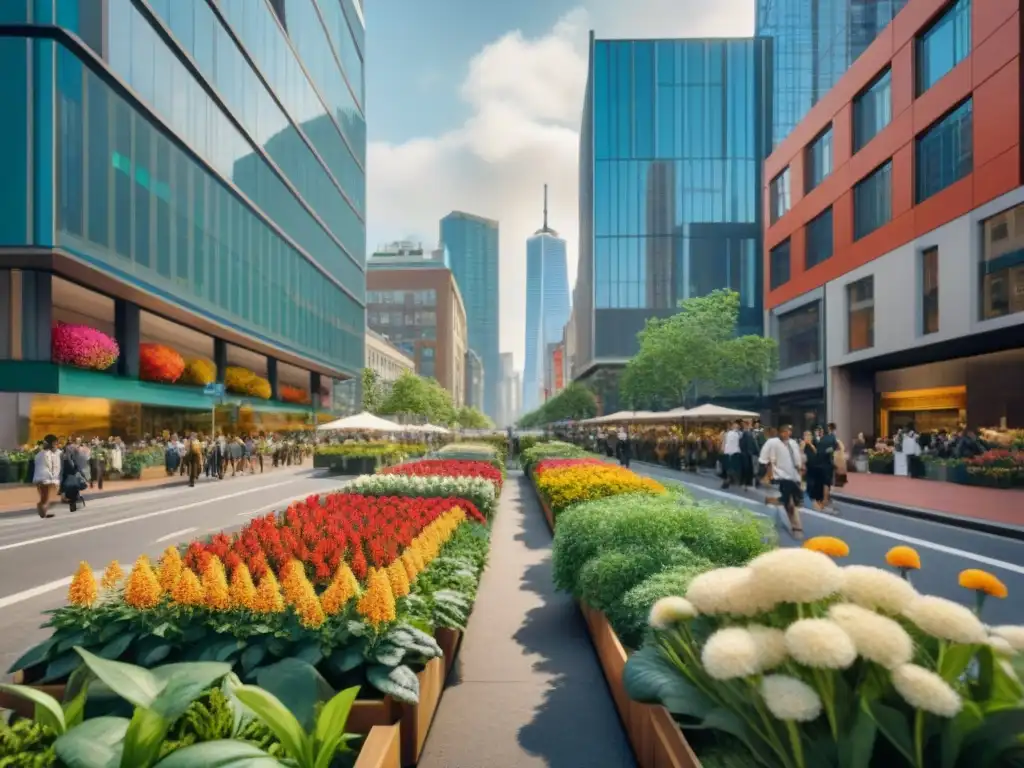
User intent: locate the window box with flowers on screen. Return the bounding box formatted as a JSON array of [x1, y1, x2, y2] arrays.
[[50, 323, 119, 372]]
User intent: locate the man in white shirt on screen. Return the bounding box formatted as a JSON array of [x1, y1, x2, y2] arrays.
[[721, 420, 742, 489], [759, 424, 805, 538]]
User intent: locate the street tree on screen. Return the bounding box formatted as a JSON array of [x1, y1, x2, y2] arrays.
[[378, 371, 457, 424], [517, 382, 598, 427], [361, 367, 384, 413], [456, 406, 494, 429]]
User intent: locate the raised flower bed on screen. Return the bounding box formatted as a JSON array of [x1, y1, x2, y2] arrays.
[[314, 443, 426, 475], [51, 322, 119, 371]]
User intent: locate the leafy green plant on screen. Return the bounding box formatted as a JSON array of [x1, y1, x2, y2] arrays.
[[606, 562, 711, 649], [520, 441, 589, 472], [576, 545, 699, 613]]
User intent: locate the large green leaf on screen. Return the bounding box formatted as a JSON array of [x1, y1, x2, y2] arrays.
[[622, 645, 714, 720], [134, 637, 173, 668], [838, 702, 877, 768], [62, 666, 95, 730], [240, 643, 268, 675], [154, 740, 283, 767], [7, 637, 56, 674], [867, 701, 915, 764], [54, 716, 129, 768], [57, 631, 90, 654], [942, 701, 984, 768], [366, 664, 419, 704], [74, 647, 163, 709], [121, 706, 170, 768], [292, 641, 324, 667], [312, 686, 360, 768], [197, 639, 244, 663], [256, 658, 333, 732], [233, 685, 311, 766], [940, 644, 976, 683], [41, 649, 85, 683], [326, 645, 365, 675], [699, 708, 773, 768], [373, 644, 406, 667], [149, 661, 233, 721], [957, 708, 1024, 768], [0, 683, 66, 734], [97, 632, 136, 662]]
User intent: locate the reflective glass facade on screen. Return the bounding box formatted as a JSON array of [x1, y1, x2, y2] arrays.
[[0, 0, 365, 377], [523, 233, 570, 413], [853, 161, 893, 240], [439, 212, 500, 419], [853, 68, 892, 152], [575, 37, 770, 372], [756, 0, 907, 147], [916, 0, 971, 95], [915, 98, 973, 203]]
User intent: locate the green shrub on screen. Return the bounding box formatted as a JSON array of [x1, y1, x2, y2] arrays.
[[576, 545, 700, 612], [669, 501, 775, 567], [607, 561, 711, 648], [521, 441, 589, 472]]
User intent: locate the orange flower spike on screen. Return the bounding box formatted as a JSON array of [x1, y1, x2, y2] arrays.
[[321, 563, 360, 616], [124, 556, 162, 609], [803, 536, 850, 558], [171, 567, 205, 607], [100, 560, 124, 591], [386, 560, 411, 598], [252, 571, 285, 613], [297, 593, 326, 629], [68, 562, 98, 607], [157, 547, 184, 593], [229, 563, 258, 610], [201, 558, 231, 611], [401, 550, 419, 582], [959, 569, 1008, 599], [356, 568, 397, 627], [886, 546, 922, 571]]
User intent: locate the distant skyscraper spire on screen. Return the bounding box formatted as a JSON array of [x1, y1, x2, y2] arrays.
[[536, 184, 558, 236]]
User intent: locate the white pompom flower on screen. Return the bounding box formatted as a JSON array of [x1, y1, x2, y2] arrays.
[[701, 627, 762, 681], [828, 603, 914, 669], [648, 596, 698, 629], [748, 624, 788, 671], [989, 625, 1024, 651], [760, 674, 823, 722], [685, 567, 752, 615], [891, 664, 962, 718], [785, 619, 857, 670], [840, 565, 918, 614], [903, 595, 987, 644], [748, 548, 843, 605], [987, 635, 1016, 657]]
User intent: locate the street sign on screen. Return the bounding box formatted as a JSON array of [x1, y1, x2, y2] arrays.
[[204, 382, 226, 398]]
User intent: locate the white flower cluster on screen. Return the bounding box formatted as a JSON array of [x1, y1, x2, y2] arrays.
[[346, 473, 496, 516]]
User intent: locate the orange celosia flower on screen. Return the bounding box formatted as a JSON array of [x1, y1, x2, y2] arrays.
[[279, 559, 311, 606], [172, 567, 205, 607], [401, 550, 419, 582], [321, 564, 360, 616], [356, 568, 396, 627], [201, 558, 231, 611], [803, 536, 850, 558], [229, 563, 257, 610], [158, 547, 184, 593], [100, 560, 124, 591], [886, 546, 921, 571], [409, 547, 426, 573], [124, 556, 162, 609], [297, 592, 326, 629], [386, 560, 411, 598], [252, 571, 285, 613], [959, 569, 1008, 599], [68, 561, 97, 607]]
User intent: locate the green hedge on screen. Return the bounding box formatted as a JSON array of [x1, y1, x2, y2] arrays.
[[314, 442, 426, 459], [519, 441, 589, 472]]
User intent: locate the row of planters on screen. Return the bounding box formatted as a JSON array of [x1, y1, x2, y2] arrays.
[[313, 443, 430, 476], [867, 449, 1024, 488], [522, 442, 1024, 768], [1, 453, 503, 766], [0, 444, 167, 485]]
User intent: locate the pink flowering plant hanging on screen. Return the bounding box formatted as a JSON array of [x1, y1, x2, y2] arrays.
[[51, 323, 120, 371]]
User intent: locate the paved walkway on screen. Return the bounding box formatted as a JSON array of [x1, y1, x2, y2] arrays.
[[419, 473, 635, 768]]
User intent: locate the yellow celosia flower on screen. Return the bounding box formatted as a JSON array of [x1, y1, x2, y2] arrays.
[[279, 559, 312, 606], [201, 558, 231, 611], [171, 567, 205, 607], [387, 560, 411, 598], [229, 563, 257, 610], [536, 463, 665, 513], [409, 547, 426, 573], [803, 536, 850, 558], [401, 550, 419, 582], [297, 593, 326, 629], [68, 562, 97, 607], [252, 571, 285, 613], [959, 569, 1008, 599], [158, 547, 183, 593], [885, 546, 921, 571], [356, 568, 396, 627], [100, 560, 124, 591], [124, 556, 162, 609], [321, 564, 360, 616]]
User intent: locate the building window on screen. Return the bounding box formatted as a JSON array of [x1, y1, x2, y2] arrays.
[[916, 99, 973, 203], [921, 247, 939, 334], [805, 208, 834, 269], [847, 276, 875, 352], [770, 240, 791, 289], [980, 203, 1024, 320], [853, 161, 892, 240], [777, 302, 821, 370], [917, 0, 971, 95], [853, 69, 892, 152], [805, 125, 833, 192], [770, 168, 791, 224]]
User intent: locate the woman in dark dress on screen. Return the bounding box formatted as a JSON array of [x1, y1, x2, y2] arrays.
[[802, 430, 825, 509]]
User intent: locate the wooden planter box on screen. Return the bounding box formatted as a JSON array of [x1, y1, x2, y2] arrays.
[[355, 725, 401, 768], [435, 627, 462, 679], [529, 478, 701, 768]]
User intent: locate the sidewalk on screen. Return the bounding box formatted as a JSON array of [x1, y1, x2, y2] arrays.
[[418, 473, 635, 767]]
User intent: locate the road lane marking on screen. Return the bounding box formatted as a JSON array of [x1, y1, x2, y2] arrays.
[[0, 571, 101, 610], [671, 479, 1024, 576], [154, 527, 197, 543], [0, 481, 295, 553]]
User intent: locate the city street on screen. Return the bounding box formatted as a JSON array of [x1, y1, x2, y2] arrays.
[[0, 467, 347, 675], [631, 462, 1024, 626]]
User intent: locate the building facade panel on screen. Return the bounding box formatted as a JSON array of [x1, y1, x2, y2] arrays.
[[523, 229, 570, 414]]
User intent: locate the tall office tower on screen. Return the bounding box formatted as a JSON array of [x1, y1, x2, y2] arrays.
[[523, 186, 571, 414], [440, 212, 500, 420]]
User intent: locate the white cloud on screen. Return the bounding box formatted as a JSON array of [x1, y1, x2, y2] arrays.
[[367, 0, 753, 370]]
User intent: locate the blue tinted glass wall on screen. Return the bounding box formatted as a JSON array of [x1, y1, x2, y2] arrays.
[[854, 161, 893, 240], [915, 98, 973, 203], [916, 0, 970, 95], [523, 234, 570, 413], [853, 68, 892, 152], [48, 39, 363, 374]]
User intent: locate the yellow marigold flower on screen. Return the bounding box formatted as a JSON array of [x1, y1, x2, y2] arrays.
[[252, 571, 285, 613], [68, 562, 97, 607], [886, 546, 921, 571], [321, 564, 360, 616], [356, 568, 396, 627], [171, 567, 205, 607], [297, 593, 326, 629], [100, 560, 124, 591], [959, 569, 1008, 599], [387, 560, 411, 598], [803, 536, 850, 558], [201, 558, 231, 611], [229, 563, 257, 610], [124, 556, 162, 609], [158, 547, 183, 593]]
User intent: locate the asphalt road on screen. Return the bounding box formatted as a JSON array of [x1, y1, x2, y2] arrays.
[[630, 461, 1024, 626], [0, 467, 347, 675]]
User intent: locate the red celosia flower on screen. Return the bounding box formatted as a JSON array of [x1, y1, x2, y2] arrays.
[[380, 459, 502, 490]]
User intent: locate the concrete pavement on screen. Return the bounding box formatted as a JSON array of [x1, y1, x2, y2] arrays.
[[0, 467, 347, 674]]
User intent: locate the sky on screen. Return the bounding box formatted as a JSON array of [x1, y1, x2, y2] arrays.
[[364, 0, 754, 371]]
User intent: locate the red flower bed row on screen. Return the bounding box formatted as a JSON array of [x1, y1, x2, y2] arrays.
[[534, 457, 606, 475], [183, 492, 484, 584], [381, 459, 503, 490]]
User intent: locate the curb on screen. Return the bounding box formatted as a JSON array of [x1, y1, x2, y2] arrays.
[[0, 478, 193, 517], [629, 459, 1024, 542]]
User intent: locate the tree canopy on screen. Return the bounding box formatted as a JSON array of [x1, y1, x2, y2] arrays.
[[378, 370, 457, 425], [619, 289, 778, 410], [456, 406, 494, 429], [517, 382, 598, 428], [360, 367, 384, 413]]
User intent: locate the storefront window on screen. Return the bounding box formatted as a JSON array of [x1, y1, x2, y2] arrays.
[[980, 203, 1024, 320], [847, 276, 874, 351], [777, 302, 821, 370]]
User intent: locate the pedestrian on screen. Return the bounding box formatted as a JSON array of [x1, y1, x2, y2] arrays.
[[186, 432, 203, 487], [617, 428, 632, 468], [803, 429, 825, 510], [33, 435, 62, 519], [816, 423, 839, 510], [739, 419, 759, 489], [60, 442, 88, 513], [720, 420, 742, 489], [759, 424, 805, 539]]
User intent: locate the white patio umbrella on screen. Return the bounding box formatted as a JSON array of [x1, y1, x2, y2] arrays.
[[420, 423, 451, 434], [316, 411, 405, 432], [671, 403, 760, 421]]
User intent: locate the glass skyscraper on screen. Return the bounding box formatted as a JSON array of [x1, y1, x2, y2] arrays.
[[756, 0, 907, 147], [0, 0, 365, 442], [523, 188, 570, 413], [439, 211, 500, 420], [573, 35, 770, 402]]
